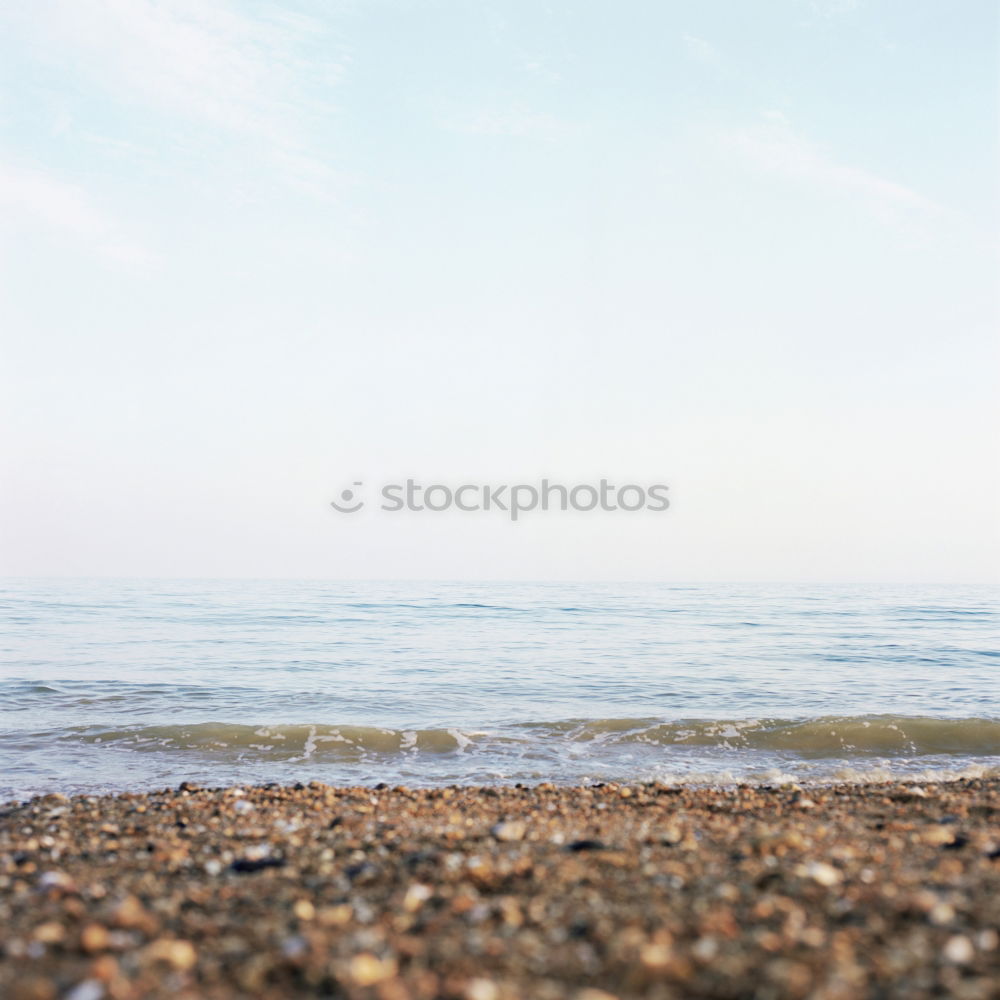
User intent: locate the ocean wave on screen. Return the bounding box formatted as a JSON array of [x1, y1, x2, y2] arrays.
[[28, 715, 1000, 760]]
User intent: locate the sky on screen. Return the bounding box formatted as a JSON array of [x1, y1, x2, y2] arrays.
[[0, 0, 997, 582]]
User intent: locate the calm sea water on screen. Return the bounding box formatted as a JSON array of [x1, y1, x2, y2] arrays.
[[1, 580, 997, 799]]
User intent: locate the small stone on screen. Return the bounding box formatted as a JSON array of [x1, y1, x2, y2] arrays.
[[565, 839, 606, 852], [145, 938, 197, 970], [88, 956, 118, 982], [800, 861, 841, 886], [465, 979, 499, 1000], [65, 982, 104, 1000], [292, 899, 315, 921], [317, 904, 353, 926], [640, 942, 673, 970], [800, 927, 824, 947], [37, 870, 75, 893], [943, 935, 974, 964], [403, 883, 433, 912], [80, 924, 110, 953], [231, 855, 283, 873], [282, 935, 308, 959], [976, 929, 998, 951], [498, 897, 523, 927], [692, 936, 718, 961], [921, 826, 956, 846], [110, 895, 148, 929], [349, 953, 397, 986], [32, 921, 65, 944], [491, 820, 527, 842]]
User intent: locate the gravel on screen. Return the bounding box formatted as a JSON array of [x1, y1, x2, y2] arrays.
[[1, 778, 998, 999]]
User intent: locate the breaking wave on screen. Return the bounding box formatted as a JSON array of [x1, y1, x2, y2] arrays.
[[44, 714, 1000, 759]]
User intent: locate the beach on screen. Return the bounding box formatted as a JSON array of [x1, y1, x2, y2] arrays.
[[2, 778, 998, 999], [3, 2, 997, 998]]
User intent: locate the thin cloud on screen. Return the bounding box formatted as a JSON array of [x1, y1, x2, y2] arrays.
[[682, 33, 723, 69], [720, 113, 942, 222], [0, 160, 153, 267], [806, 0, 861, 16], [8, 0, 343, 196], [438, 105, 575, 141]]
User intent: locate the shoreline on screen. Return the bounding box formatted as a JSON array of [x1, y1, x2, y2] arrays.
[[2, 779, 998, 999], [5, 761, 1000, 806]]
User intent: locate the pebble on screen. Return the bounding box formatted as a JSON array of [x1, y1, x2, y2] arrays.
[[143, 939, 197, 970], [491, 820, 527, 842], [0, 779, 997, 999], [79, 924, 109, 953], [403, 883, 433, 911], [921, 825, 958, 846], [465, 979, 499, 1000], [943, 935, 974, 964], [64, 981, 103, 1000], [800, 861, 842, 886], [348, 952, 397, 985], [37, 871, 75, 893]]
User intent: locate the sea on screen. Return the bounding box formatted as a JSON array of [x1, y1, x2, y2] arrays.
[[1, 579, 997, 801]]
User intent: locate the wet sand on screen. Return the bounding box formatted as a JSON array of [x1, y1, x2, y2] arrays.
[[1, 779, 998, 999]]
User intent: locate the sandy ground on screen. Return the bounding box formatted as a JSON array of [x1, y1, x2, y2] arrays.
[[1, 778, 998, 999]]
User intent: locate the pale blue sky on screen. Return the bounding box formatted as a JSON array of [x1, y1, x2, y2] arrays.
[[1, 0, 997, 580]]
